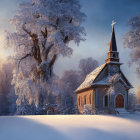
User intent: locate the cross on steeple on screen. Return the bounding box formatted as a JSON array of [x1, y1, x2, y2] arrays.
[[111, 20, 116, 28]]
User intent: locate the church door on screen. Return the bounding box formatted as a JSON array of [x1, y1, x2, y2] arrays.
[[115, 94, 124, 108]]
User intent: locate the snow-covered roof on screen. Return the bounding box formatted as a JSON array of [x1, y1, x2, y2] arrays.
[[92, 73, 133, 88], [91, 77, 111, 86], [108, 61, 123, 65], [75, 63, 106, 92]]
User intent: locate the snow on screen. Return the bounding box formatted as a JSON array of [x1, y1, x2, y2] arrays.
[[108, 61, 123, 65], [1, 114, 140, 140], [92, 76, 111, 86], [76, 63, 106, 92]]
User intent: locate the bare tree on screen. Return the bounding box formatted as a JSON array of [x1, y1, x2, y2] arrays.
[[58, 57, 99, 114], [58, 70, 80, 114], [79, 57, 99, 79]]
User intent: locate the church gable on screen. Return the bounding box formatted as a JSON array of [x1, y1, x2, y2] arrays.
[[120, 71, 133, 88], [75, 63, 106, 92], [93, 65, 108, 82], [75, 63, 132, 93], [109, 72, 132, 90], [114, 80, 128, 93]]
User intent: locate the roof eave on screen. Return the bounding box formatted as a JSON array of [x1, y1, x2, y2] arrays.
[[75, 85, 92, 93]]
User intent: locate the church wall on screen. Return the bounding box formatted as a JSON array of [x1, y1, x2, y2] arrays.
[[95, 86, 108, 110], [77, 88, 95, 113], [95, 81, 128, 111]]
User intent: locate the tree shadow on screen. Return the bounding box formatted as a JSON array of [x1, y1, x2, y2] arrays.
[[114, 113, 140, 122], [0, 115, 140, 140], [0, 116, 70, 140], [69, 127, 133, 140]]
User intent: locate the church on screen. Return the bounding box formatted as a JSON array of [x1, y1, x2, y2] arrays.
[[75, 23, 133, 114]]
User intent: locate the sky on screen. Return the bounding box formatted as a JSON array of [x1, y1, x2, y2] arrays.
[[0, 0, 140, 91]]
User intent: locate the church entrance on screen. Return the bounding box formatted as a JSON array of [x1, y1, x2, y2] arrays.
[[115, 94, 124, 108]]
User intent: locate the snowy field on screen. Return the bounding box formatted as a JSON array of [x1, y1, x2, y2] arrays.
[[0, 114, 140, 140]]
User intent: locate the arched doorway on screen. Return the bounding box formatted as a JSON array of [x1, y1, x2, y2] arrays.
[[115, 94, 124, 108]]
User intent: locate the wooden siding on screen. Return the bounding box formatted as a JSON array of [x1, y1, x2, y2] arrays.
[[77, 88, 94, 113]]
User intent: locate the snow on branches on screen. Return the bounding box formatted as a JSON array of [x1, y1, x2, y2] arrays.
[[124, 16, 140, 77], [7, 0, 86, 80], [6, 0, 86, 110]]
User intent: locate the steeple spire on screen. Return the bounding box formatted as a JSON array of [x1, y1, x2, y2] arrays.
[[109, 25, 117, 52], [106, 21, 119, 63]]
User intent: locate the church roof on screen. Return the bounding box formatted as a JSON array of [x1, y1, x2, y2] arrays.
[[75, 63, 106, 92], [92, 73, 133, 88], [75, 62, 133, 93], [91, 76, 110, 86], [109, 26, 117, 52], [75, 23, 133, 93]]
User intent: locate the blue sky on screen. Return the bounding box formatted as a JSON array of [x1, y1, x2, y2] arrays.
[[0, 0, 140, 91]]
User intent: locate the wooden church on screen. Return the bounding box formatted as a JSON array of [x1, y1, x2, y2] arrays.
[[75, 23, 133, 114]]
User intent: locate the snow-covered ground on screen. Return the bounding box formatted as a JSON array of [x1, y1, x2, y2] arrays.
[[0, 113, 140, 140]]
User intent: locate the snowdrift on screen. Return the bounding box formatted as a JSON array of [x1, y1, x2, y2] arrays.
[[0, 114, 140, 140]]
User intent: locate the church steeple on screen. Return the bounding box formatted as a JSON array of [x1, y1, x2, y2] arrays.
[[109, 26, 117, 51], [106, 21, 119, 63]]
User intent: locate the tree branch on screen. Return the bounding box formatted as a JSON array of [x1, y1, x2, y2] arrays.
[[18, 53, 32, 69], [41, 27, 48, 38], [22, 23, 42, 65], [63, 36, 69, 43], [41, 27, 48, 50], [45, 44, 54, 60], [22, 24, 32, 38], [49, 54, 57, 76], [69, 18, 72, 23]]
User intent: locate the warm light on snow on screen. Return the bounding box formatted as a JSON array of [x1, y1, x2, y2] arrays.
[[0, 114, 140, 140]]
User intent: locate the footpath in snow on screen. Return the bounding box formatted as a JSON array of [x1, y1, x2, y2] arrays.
[[0, 113, 140, 140]]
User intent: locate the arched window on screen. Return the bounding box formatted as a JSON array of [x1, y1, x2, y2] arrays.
[[104, 95, 108, 107], [113, 53, 116, 58]]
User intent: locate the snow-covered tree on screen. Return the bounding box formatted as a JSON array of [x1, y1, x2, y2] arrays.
[[58, 57, 99, 114], [6, 0, 86, 113], [0, 60, 16, 115], [124, 16, 140, 76], [124, 16, 140, 105], [58, 70, 79, 114]]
